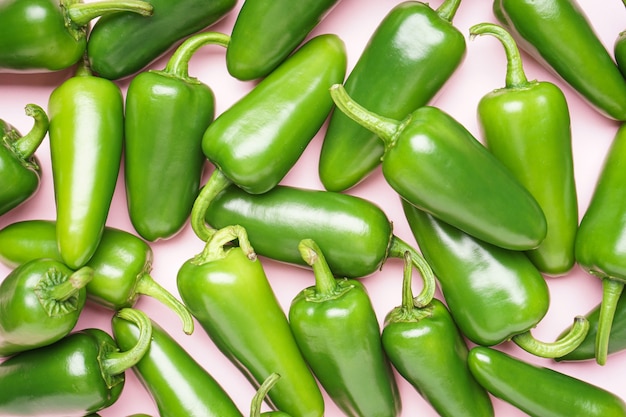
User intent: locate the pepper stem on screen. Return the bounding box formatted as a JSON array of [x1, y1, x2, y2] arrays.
[[66, 0, 154, 27], [595, 279, 624, 365], [250, 373, 281, 417], [436, 0, 462, 22], [191, 169, 233, 241], [47, 266, 94, 302], [101, 308, 152, 377], [10, 104, 49, 160], [511, 316, 590, 358], [163, 32, 230, 80], [134, 274, 195, 335], [388, 236, 436, 308], [401, 251, 415, 311], [193, 225, 257, 265], [469, 22, 528, 88], [298, 239, 338, 296]]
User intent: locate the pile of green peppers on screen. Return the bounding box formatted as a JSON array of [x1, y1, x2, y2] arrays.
[[2, 0, 626, 416]]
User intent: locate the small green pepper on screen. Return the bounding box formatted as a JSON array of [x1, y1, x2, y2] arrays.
[[0, 258, 92, 357], [468, 346, 626, 417], [0, 0, 153, 72], [124, 32, 229, 241], [319, 0, 466, 192], [0, 307, 152, 416], [177, 226, 325, 417], [289, 239, 401, 417], [0, 103, 48, 216]]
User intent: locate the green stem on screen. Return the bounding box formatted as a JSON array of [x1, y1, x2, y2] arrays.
[[48, 266, 94, 302], [101, 308, 152, 376], [511, 316, 590, 358], [595, 278, 624, 365], [163, 32, 230, 80], [250, 373, 281, 417], [436, 0, 462, 22], [469, 22, 529, 88], [10, 104, 49, 159], [400, 251, 415, 311], [66, 0, 153, 27], [388, 236, 436, 308], [190, 169, 233, 242], [193, 225, 256, 265], [298, 239, 338, 296]]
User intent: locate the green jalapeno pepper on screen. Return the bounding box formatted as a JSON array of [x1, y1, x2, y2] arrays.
[[0, 219, 194, 334], [289, 239, 401, 417], [225, 0, 341, 81], [329, 83, 547, 251], [470, 22, 578, 276], [615, 0, 626, 78], [493, 0, 626, 121], [0, 103, 48, 216], [0, 0, 153, 72], [112, 315, 243, 417], [176, 226, 325, 417], [468, 346, 626, 417], [48, 58, 124, 269], [87, 0, 235, 80], [0, 307, 152, 416], [319, 0, 466, 192], [0, 258, 92, 357], [124, 32, 229, 241], [251, 373, 292, 417], [382, 252, 494, 417]]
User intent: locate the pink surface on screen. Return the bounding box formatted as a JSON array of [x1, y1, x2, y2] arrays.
[[1, 0, 625, 416]]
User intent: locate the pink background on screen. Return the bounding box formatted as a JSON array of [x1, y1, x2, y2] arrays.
[[1, 0, 625, 415]]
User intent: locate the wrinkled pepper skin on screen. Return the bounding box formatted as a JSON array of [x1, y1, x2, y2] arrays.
[[112, 316, 243, 417], [468, 346, 626, 417], [48, 62, 124, 269], [0, 104, 48, 215], [319, 0, 466, 192], [226, 0, 341, 80], [87, 0, 236, 80], [289, 239, 401, 417], [177, 226, 325, 417], [494, 0, 626, 121]]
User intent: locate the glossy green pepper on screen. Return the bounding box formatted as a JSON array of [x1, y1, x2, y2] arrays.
[[0, 219, 194, 334], [177, 226, 325, 417], [0, 0, 152, 72], [468, 346, 626, 417], [319, 0, 466, 192], [124, 32, 229, 241], [251, 373, 292, 417], [289, 239, 401, 417], [87, 0, 236, 80], [0, 307, 152, 416], [382, 252, 494, 417], [0, 258, 92, 357], [112, 315, 243, 417], [48, 58, 124, 269], [203, 184, 436, 306], [493, 0, 626, 121], [615, 0, 626, 78], [0, 103, 48, 215], [225, 0, 341, 80], [329, 84, 547, 251]]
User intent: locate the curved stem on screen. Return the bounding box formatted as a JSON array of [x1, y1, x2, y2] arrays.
[[388, 236, 436, 308], [250, 373, 281, 417], [48, 266, 94, 302], [102, 308, 152, 376], [66, 0, 153, 27], [298, 239, 337, 296], [436, 0, 462, 22], [512, 316, 590, 358], [164, 32, 230, 80], [11, 104, 49, 159], [193, 225, 256, 265], [190, 169, 233, 241], [401, 251, 415, 311], [595, 279, 624, 365]]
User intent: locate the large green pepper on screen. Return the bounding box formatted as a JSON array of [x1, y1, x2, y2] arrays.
[[87, 0, 236, 80], [0, 219, 194, 334], [468, 346, 626, 417], [289, 239, 401, 417], [319, 0, 466, 192], [0, 258, 92, 357], [0, 308, 152, 416], [0, 104, 48, 215], [225, 0, 341, 81], [329, 84, 546, 251], [382, 252, 494, 417], [493, 0, 626, 121], [470, 22, 578, 276], [124, 32, 229, 241], [0, 0, 152, 72], [48, 59, 124, 269], [176, 226, 325, 417]]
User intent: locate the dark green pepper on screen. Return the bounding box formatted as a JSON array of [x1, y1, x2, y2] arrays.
[[0, 258, 92, 357], [494, 0, 626, 121], [0, 219, 194, 334], [124, 31, 229, 241], [468, 346, 626, 417], [289, 239, 401, 417], [382, 252, 494, 417], [470, 22, 578, 276], [48, 58, 124, 269], [329, 83, 547, 251], [319, 0, 466, 192], [0, 307, 152, 416], [176, 226, 325, 417], [0, 103, 48, 215], [225, 0, 341, 80], [112, 315, 243, 417], [0, 0, 153, 72]]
